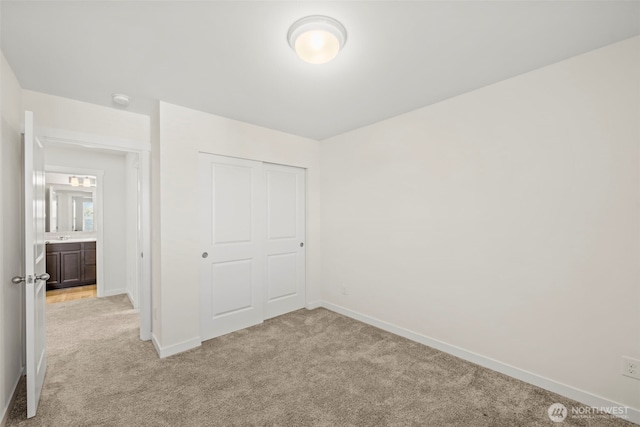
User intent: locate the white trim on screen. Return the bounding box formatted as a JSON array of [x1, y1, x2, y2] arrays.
[[305, 301, 322, 310], [138, 151, 151, 341], [43, 166, 105, 178], [151, 334, 201, 359], [0, 371, 23, 427], [319, 301, 640, 425], [123, 152, 140, 310], [126, 292, 136, 308], [45, 166, 105, 298], [151, 333, 162, 356], [102, 289, 127, 298], [39, 127, 150, 152]]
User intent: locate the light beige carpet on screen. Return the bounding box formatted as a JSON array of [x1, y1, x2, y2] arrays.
[[8, 295, 634, 426]]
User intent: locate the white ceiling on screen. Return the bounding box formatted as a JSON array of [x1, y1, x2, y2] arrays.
[[2, 1, 639, 140]]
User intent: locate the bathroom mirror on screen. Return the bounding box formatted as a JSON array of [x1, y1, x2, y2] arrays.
[[45, 173, 97, 233]]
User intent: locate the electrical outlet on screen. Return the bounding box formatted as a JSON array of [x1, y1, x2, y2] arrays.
[[622, 356, 640, 380]]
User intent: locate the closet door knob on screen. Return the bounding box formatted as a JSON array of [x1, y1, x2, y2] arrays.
[[202, 252, 209, 259]]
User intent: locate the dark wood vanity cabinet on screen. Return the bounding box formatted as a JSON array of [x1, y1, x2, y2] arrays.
[[45, 241, 96, 290]]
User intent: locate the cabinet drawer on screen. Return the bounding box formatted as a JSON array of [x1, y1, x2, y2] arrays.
[[82, 241, 96, 250], [47, 242, 81, 252]]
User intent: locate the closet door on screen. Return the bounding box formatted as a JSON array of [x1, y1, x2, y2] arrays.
[[264, 163, 306, 319], [199, 154, 265, 341]]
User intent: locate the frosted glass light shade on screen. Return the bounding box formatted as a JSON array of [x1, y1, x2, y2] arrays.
[[288, 16, 347, 64], [69, 176, 79, 187]]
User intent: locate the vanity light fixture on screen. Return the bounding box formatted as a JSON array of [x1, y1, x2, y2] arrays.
[[287, 16, 347, 64], [68, 175, 95, 187]]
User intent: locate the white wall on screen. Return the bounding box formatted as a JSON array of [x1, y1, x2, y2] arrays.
[[320, 36, 640, 412], [22, 90, 149, 143], [45, 145, 128, 297], [153, 101, 321, 353], [0, 52, 24, 424]]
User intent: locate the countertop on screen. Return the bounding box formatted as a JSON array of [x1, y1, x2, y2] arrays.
[[45, 237, 97, 244]]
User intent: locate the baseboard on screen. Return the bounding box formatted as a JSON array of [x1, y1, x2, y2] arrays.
[[1, 373, 24, 427], [151, 333, 162, 356], [151, 333, 201, 359], [102, 288, 127, 298], [320, 301, 640, 425], [305, 301, 322, 310], [139, 328, 151, 342], [125, 291, 138, 309]]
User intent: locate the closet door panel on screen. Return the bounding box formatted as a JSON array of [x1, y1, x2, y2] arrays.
[[199, 155, 306, 341], [264, 164, 306, 319], [266, 253, 297, 300], [199, 154, 264, 341]]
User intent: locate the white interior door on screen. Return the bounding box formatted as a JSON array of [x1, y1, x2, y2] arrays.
[[264, 163, 306, 319], [24, 111, 47, 418], [199, 154, 265, 341]]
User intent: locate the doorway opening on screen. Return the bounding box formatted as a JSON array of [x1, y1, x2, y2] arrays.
[[39, 132, 151, 341], [43, 171, 100, 304]]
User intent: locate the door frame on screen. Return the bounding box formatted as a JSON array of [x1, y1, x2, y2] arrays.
[[39, 127, 152, 341], [44, 166, 105, 296]]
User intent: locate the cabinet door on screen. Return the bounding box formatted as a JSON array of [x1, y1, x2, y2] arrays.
[[82, 244, 97, 283], [45, 252, 60, 287], [60, 251, 82, 285]]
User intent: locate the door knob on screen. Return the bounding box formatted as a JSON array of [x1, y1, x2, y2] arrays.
[[300, 242, 304, 247], [36, 273, 51, 282], [202, 252, 209, 259], [13, 273, 50, 285]]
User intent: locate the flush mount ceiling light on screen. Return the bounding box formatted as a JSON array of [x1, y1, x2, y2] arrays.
[[287, 15, 347, 64], [112, 93, 130, 107]]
